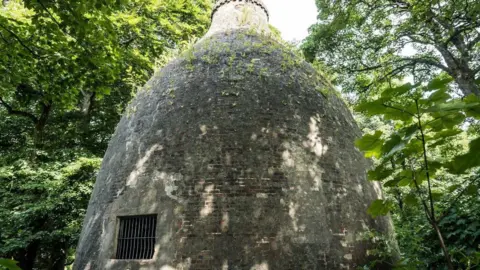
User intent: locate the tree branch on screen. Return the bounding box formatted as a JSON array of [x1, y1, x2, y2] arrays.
[[350, 56, 451, 82], [400, 57, 452, 74], [382, 103, 416, 117], [411, 165, 433, 223], [401, 33, 435, 46], [0, 97, 38, 124], [37, 0, 63, 30], [415, 99, 435, 221], [0, 31, 10, 44], [345, 64, 383, 73], [474, 66, 480, 75], [0, 22, 38, 57], [446, 24, 480, 47], [467, 32, 480, 49]]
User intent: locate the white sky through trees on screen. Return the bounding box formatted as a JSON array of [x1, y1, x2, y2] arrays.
[[263, 0, 318, 42]]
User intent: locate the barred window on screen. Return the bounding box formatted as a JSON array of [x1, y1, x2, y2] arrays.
[[116, 215, 157, 260]]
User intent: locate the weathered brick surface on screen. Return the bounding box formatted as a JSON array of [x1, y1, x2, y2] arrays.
[[74, 30, 396, 270]]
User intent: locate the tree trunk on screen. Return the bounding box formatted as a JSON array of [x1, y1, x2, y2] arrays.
[[50, 247, 67, 270], [454, 71, 480, 97], [34, 102, 52, 145], [81, 91, 95, 116], [81, 91, 95, 130], [431, 221, 455, 270], [15, 241, 39, 270], [435, 44, 480, 97]]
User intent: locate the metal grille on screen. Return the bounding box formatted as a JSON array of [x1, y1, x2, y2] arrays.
[[116, 215, 157, 260]]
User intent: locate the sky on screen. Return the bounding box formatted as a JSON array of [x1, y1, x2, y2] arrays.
[[263, 0, 318, 42]]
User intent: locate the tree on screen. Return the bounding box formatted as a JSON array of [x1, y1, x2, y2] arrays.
[[0, 157, 101, 270], [302, 0, 480, 268], [0, 0, 211, 138], [302, 0, 480, 97], [355, 78, 480, 269], [0, 0, 212, 268]]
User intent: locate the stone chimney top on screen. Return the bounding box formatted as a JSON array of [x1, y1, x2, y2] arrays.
[[205, 0, 270, 37], [212, 0, 269, 20]]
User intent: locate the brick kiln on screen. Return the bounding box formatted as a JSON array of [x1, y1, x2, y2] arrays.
[[74, 1, 396, 269]]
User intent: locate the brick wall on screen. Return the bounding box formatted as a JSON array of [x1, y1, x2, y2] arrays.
[[74, 30, 396, 270]]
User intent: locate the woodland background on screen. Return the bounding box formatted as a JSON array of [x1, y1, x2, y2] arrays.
[[0, 0, 479, 269]]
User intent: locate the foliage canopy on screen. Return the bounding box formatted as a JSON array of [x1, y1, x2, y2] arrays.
[[303, 0, 480, 97], [0, 0, 211, 269]]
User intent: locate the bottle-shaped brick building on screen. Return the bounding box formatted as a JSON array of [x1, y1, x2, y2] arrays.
[[74, 0, 396, 269]]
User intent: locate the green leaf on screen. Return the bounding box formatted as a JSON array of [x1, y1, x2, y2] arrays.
[[354, 99, 387, 116], [0, 259, 21, 270], [423, 101, 478, 113], [428, 129, 462, 148], [397, 170, 413, 186], [401, 139, 423, 157], [427, 160, 443, 176], [431, 191, 444, 201], [384, 178, 400, 187], [427, 112, 466, 131], [413, 169, 427, 186], [441, 113, 466, 129], [355, 98, 415, 121], [432, 129, 462, 140], [398, 177, 413, 186], [401, 124, 418, 140], [382, 134, 404, 157], [367, 199, 393, 218], [465, 184, 478, 196], [448, 184, 461, 192], [383, 103, 416, 121], [448, 137, 480, 174], [464, 94, 480, 119], [368, 165, 394, 181], [404, 193, 418, 206], [426, 88, 451, 103], [381, 124, 419, 159], [426, 77, 453, 90], [381, 83, 414, 98], [428, 139, 445, 149], [355, 131, 384, 158]]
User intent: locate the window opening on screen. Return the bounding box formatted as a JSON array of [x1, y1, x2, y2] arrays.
[[116, 215, 157, 260]]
